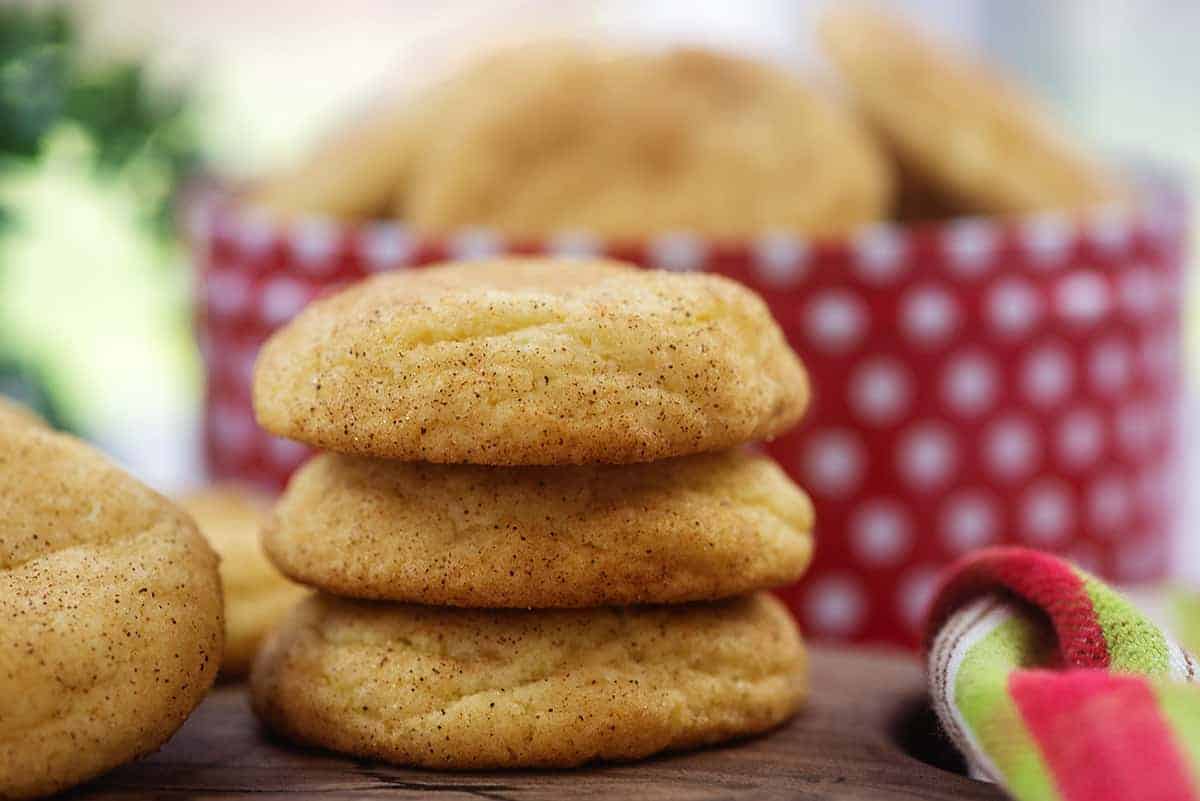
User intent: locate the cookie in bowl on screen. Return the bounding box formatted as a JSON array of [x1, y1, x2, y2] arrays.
[[400, 46, 893, 239], [820, 6, 1123, 215], [247, 42, 892, 235], [180, 484, 307, 677], [245, 42, 599, 221]]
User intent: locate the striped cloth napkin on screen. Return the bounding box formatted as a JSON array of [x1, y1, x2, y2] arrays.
[[925, 547, 1200, 801]]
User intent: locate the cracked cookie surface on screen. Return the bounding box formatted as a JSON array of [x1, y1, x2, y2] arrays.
[[265, 449, 812, 606], [0, 411, 223, 800], [400, 46, 892, 238], [253, 258, 808, 465], [250, 592, 806, 768]]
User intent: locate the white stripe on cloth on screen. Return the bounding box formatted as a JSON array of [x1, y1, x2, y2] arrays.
[[926, 588, 1198, 787], [927, 596, 1022, 784]]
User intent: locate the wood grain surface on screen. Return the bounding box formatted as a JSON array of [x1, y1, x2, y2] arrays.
[[70, 648, 1005, 800]]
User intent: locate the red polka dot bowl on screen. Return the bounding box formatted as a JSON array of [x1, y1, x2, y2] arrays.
[[189, 179, 1189, 647]]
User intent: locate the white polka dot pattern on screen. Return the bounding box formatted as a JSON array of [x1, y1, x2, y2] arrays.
[[232, 210, 276, 258], [205, 270, 251, 319], [896, 423, 958, 491], [897, 566, 942, 631], [850, 500, 912, 566], [987, 278, 1043, 337], [289, 218, 340, 273], [804, 291, 869, 352], [852, 224, 907, 283], [803, 574, 868, 638], [940, 491, 999, 554], [1056, 408, 1105, 468], [941, 351, 997, 417], [943, 218, 999, 277], [548, 230, 602, 259], [900, 285, 960, 346], [1022, 343, 1075, 407], [192, 191, 1186, 648], [1020, 480, 1074, 546], [448, 227, 502, 261], [803, 429, 866, 497], [849, 358, 913, 425], [361, 223, 415, 272], [752, 232, 808, 287], [1021, 214, 1072, 266], [984, 416, 1042, 481], [260, 278, 311, 326], [1056, 271, 1110, 324], [648, 232, 706, 272]]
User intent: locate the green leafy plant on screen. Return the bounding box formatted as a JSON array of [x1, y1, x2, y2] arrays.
[[0, 3, 200, 426], [0, 4, 199, 238]]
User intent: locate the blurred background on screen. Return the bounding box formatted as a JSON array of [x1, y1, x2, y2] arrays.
[[1, 0, 1195, 496]]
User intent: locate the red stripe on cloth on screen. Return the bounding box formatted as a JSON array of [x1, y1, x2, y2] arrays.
[[1012, 670, 1197, 801], [923, 547, 1109, 667]]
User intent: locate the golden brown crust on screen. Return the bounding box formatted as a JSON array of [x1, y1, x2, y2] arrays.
[[0, 396, 46, 429], [253, 259, 808, 465], [265, 449, 813, 607], [180, 485, 307, 677], [0, 421, 223, 800], [246, 97, 415, 221], [820, 7, 1122, 215], [250, 592, 806, 769], [401, 46, 892, 238], [246, 43, 591, 221]]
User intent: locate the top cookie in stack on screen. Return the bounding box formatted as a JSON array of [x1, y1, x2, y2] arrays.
[[251, 257, 814, 610], [249, 257, 814, 769], [254, 257, 807, 465]]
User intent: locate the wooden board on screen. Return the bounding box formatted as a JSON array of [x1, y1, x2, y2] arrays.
[[73, 648, 1004, 800]]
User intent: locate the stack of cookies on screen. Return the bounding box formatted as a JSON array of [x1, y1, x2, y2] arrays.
[[249, 257, 815, 768]]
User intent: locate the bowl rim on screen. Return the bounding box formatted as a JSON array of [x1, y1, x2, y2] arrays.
[[183, 165, 1188, 256]]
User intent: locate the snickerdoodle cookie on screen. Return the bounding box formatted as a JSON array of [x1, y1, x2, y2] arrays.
[[250, 592, 805, 768], [264, 449, 813, 607], [0, 415, 223, 800], [244, 93, 418, 221], [253, 258, 808, 465], [246, 43, 591, 221], [820, 7, 1121, 215], [180, 485, 306, 677], [0, 395, 46, 428], [401, 46, 891, 238]]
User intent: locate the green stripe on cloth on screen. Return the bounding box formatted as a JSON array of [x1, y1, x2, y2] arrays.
[[929, 548, 1200, 801], [1154, 681, 1200, 786], [956, 615, 1063, 801], [1171, 588, 1200, 658], [1083, 572, 1172, 675]]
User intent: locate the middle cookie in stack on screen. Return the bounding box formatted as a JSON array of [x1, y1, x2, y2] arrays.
[[249, 257, 815, 769]]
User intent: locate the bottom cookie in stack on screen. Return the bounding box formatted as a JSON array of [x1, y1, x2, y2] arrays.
[[249, 447, 813, 768], [251, 592, 805, 769]]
